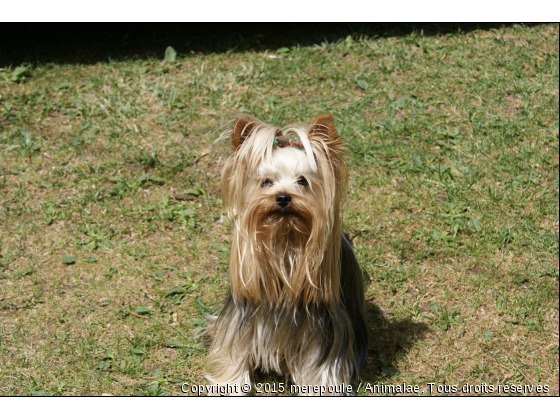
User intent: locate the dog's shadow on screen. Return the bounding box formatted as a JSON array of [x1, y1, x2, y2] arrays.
[[360, 298, 428, 382]]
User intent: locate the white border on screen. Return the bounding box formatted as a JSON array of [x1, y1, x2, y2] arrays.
[[2, 396, 558, 420], [3, 1, 559, 22]]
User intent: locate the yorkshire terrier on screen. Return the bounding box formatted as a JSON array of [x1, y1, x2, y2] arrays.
[[205, 114, 367, 394]]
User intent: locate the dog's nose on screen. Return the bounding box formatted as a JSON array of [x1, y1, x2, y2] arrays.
[[275, 193, 292, 208]]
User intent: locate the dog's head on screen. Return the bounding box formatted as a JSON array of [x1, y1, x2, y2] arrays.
[[221, 114, 347, 240], [219, 114, 348, 304]]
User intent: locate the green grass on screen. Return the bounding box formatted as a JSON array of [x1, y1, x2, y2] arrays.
[[0, 24, 558, 396]]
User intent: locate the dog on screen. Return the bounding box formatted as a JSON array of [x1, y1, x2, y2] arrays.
[[205, 114, 367, 395]]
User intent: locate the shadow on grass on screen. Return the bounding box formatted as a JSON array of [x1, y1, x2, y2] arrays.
[[1, 23, 530, 66], [361, 300, 429, 384]]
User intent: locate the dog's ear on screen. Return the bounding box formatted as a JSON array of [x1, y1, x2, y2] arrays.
[[308, 114, 337, 139], [308, 114, 347, 187], [232, 116, 258, 152], [308, 114, 344, 154]]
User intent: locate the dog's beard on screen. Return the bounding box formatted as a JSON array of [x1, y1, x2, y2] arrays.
[[257, 199, 314, 251], [230, 192, 335, 306]]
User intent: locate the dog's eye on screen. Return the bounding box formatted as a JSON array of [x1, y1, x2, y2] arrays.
[[260, 178, 273, 187], [297, 176, 308, 186]]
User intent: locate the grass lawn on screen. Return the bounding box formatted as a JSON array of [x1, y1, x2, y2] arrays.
[[0, 23, 558, 396]]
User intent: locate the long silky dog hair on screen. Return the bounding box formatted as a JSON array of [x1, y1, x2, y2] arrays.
[[205, 114, 367, 394]]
